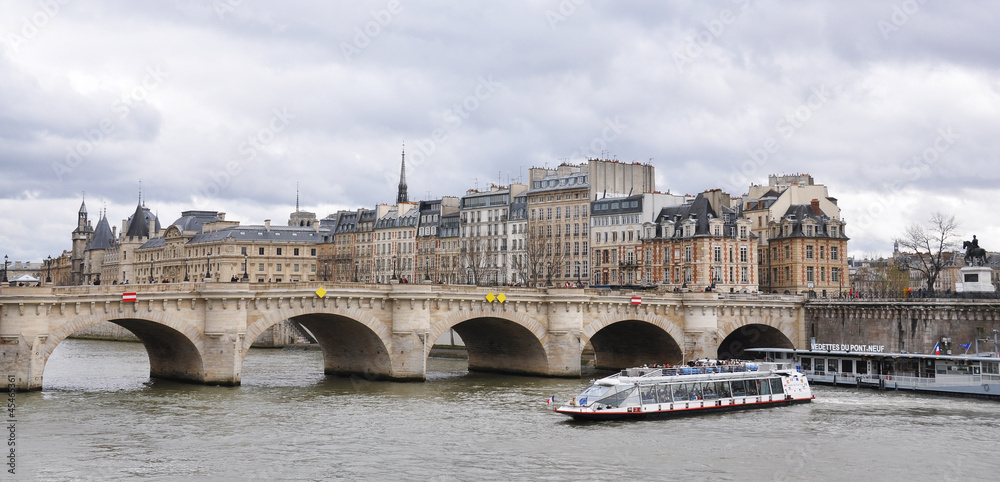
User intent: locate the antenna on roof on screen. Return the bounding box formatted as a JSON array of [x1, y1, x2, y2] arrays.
[[296, 182, 300, 212], [138, 180, 143, 206]]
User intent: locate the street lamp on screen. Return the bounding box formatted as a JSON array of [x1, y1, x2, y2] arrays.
[[206, 253, 212, 280], [2, 254, 7, 283], [46, 255, 52, 283], [149, 258, 154, 283], [391, 255, 397, 281], [242, 253, 249, 281], [183, 261, 189, 282]]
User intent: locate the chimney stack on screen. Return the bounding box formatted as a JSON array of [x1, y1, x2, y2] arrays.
[[264, 219, 271, 232], [810, 199, 821, 216]]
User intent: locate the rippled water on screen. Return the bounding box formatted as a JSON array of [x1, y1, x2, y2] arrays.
[[12, 339, 1000, 480]]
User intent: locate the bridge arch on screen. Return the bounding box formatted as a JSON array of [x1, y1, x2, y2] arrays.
[[44, 312, 206, 385], [717, 319, 796, 359], [245, 306, 393, 379], [582, 313, 685, 369], [429, 310, 549, 376]]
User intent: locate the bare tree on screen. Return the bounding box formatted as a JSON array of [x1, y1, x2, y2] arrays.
[[461, 237, 493, 286], [896, 212, 959, 294]]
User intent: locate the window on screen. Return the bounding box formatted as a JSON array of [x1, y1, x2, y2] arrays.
[[294, 264, 300, 272], [259, 247, 265, 255], [684, 267, 692, 282], [741, 266, 748, 283], [784, 266, 790, 282], [806, 225, 813, 236], [807, 266, 814, 282], [277, 248, 283, 256], [684, 246, 692, 263], [258, 263, 264, 271], [714, 246, 722, 263], [241, 247, 247, 255], [784, 245, 790, 259], [819, 246, 824, 260], [806, 245, 813, 259], [832, 268, 841, 282], [294, 248, 300, 256], [831, 247, 839, 260], [740, 247, 748, 263], [276, 264, 283, 272], [712, 266, 722, 282]]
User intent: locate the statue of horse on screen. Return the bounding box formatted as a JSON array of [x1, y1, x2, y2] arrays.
[[963, 240, 988, 266]]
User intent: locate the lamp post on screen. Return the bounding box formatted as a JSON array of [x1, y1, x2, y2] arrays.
[[183, 261, 189, 282], [391, 255, 397, 282], [206, 253, 212, 280], [3, 254, 8, 283], [242, 253, 249, 281], [46, 255, 52, 284], [149, 259, 154, 283]]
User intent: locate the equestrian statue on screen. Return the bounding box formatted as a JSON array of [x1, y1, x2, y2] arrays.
[[963, 235, 988, 266]]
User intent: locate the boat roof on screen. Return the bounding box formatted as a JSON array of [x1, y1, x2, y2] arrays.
[[747, 347, 1000, 363]]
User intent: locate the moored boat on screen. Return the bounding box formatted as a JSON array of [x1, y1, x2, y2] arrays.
[[554, 361, 813, 421], [749, 347, 1000, 399]]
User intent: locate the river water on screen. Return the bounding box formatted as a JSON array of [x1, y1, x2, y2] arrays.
[[11, 339, 1000, 480]]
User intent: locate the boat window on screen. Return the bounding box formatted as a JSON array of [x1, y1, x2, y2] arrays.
[[686, 383, 703, 400], [595, 387, 635, 408], [640, 385, 659, 404], [746, 379, 759, 396], [770, 378, 783, 395], [801, 357, 811, 371], [984, 362, 999, 375], [856, 361, 868, 375], [841, 360, 853, 373], [730, 379, 747, 397], [579, 385, 612, 399], [827, 359, 838, 374], [620, 387, 640, 407], [716, 381, 732, 399], [656, 383, 673, 403], [759, 379, 771, 395], [673, 384, 688, 401], [701, 382, 718, 400]]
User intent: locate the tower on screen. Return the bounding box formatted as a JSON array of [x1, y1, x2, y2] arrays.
[[71, 197, 94, 285], [397, 145, 408, 204]]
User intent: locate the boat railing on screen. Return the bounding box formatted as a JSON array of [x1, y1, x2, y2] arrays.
[[619, 363, 763, 378]]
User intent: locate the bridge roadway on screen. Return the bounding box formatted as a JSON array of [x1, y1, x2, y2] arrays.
[[0, 282, 807, 391]]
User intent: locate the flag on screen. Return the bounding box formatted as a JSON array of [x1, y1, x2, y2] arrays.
[[959, 343, 972, 351], [933, 342, 940, 355], [546, 396, 555, 405], [578, 397, 587, 406], [122, 292, 137, 303], [631, 296, 642, 305]]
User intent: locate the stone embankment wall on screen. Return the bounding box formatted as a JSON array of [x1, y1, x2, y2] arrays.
[[805, 300, 1000, 354]]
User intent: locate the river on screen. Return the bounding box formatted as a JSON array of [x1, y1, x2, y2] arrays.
[[11, 339, 1000, 480]]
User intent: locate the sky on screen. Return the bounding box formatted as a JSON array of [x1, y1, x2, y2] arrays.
[[2, 0, 999, 263]]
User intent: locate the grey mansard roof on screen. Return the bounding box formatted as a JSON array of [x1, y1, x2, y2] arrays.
[[187, 225, 328, 245], [171, 210, 223, 233]]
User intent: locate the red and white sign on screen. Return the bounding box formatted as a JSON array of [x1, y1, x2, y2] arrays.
[[122, 292, 137, 303], [631, 296, 642, 305]]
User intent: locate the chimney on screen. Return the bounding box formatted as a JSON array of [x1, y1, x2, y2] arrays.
[[810, 199, 821, 216], [218, 212, 226, 221], [264, 219, 271, 231]]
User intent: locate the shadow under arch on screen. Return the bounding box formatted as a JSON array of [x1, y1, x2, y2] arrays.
[[43, 313, 206, 386], [586, 319, 684, 369], [717, 323, 795, 359], [246, 311, 393, 380], [430, 313, 549, 376]]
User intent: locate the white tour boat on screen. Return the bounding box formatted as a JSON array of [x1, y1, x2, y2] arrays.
[[554, 361, 813, 421], [749, 347, 1000, 399]]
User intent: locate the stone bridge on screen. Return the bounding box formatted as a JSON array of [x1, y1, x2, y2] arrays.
[[0, 282, 807, 391]]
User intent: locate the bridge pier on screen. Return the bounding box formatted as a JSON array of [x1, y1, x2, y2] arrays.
[[0, 334, 46, 391], [200, 331, 244, 386]]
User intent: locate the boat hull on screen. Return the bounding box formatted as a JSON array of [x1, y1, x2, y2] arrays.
[[556, 396, 813, 421]]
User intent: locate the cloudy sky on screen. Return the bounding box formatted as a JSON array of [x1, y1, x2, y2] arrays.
[[2, 0, 999, 263]]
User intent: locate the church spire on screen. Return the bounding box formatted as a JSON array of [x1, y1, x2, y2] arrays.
[[397, 143, 408, 204]]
